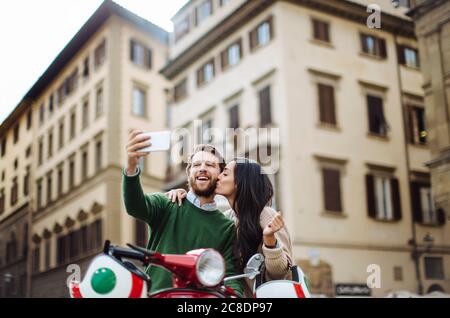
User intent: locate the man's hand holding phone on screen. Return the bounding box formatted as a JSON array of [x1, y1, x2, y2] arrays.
[[126, 129, 154, 175]]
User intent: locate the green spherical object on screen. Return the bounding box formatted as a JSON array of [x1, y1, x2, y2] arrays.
[[91, 267, 116, 294]]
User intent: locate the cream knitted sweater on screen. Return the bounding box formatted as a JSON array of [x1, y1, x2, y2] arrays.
[[224, 206, 294, 297]]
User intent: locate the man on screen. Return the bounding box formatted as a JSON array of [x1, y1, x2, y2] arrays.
[[122, 130, 244, 296]]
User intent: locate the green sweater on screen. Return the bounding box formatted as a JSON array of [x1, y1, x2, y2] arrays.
[[122, 170, 244, 297]]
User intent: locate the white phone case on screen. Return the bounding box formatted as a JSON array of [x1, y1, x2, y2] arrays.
[[139, 131, 171, 152]]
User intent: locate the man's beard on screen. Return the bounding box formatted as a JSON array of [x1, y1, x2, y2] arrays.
[[189, 175, 217, 197]]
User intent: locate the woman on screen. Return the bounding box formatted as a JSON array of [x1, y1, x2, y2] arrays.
[[166, 158, 294, 297]]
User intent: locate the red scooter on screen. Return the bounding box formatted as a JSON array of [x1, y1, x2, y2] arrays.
[[69, 241, 242, 298]]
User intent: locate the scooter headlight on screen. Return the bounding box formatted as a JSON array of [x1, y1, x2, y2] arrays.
[[195, 249, 225, 287]]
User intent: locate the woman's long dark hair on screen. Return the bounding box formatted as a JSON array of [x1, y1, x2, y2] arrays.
[[232, 158, 274, 270]]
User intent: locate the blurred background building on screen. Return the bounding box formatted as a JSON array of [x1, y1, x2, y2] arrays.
[[0, 0, 448, 298]]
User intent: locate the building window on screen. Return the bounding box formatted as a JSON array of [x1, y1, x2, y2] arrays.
[[424, 257, 444, 280], [44, 240, 51, 270], [312, 19, 330, 43], [130, 39, 152, 69], [96, 86, 104, 118], [57, 164, 64, 197], [132, 87, 147, 117], [25, 145, 32, 158], [197, 117, 213, 144], [94, 39, 106, 69], [1, 138, 6, 157], [81, 147, 88, 181], [367, 95, 389, 136], [258, 85, 272, 127], [90, 219, 103, 250], [174, 15, 190, 42], [48, 129, 53, 158], [96, 139, 103, 172], [197, 59, 215, 87], [394, 266, 403, 281], [408, 106, 427, 145], [48, 94, 54, 116], [366, 174, 402, 221], [82, 100, 89, 129], [39, 104, 45, 125], [37, 179, 43, 209], [322, 168, 342, 213], [70, 110, 76, 139], [58, 120, 64, 149], [11, 177, 18, 206], [398, 45, 420, 68], [38, 138, 43, 166], [27, 110, 33, 130], [221, 40, 242, 70], [410, 181, 445, 226], [250, 17, 273, 50], [46, 172, 52, 204], [229, 104, 240, 129], [174, 78, 188, 103], [82, 57, 89, 80], [23, 166, 30, 196], [318, 83, 336, 126], [32, 246, 40, 273], [0, 188, 5, 215], [57, 235, 66, 266], [69, 155, 75, 189], [195, 0, 213, 26], [135, 219, 148, 247], [360, 33, 387, 59], [13, 124, 19, 144], [14, 158, 18, 170]]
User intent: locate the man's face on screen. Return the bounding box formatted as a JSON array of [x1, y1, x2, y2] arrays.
[[188, 151, 221, 197]]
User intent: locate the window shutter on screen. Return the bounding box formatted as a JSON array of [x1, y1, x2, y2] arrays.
[[249, 28, 257, 51], [146, 48, 152, 69], [367, 96, 377, 133], [397, 45, 405, 65], [391, 178, 402, 221], [379, 38, 387, 58], [238, 39, 243, 59], [268, 15, 274, 40], [323, 22, 330, 42], [313, 20, 320, 40], [323, 169, 342, 212], [410, 182, 423, 223], [221, 49, 228, 70], [318, 84, 336, 125], [229, 105, 239, 129], [437, 208, 446, 226], [360, 34, 368, 53], [197, 68, 203, 86], [259, 86, 272, 127], [366, 174, 376, 218], [407, 106, 415, 143], [130, 39, 135, 62]]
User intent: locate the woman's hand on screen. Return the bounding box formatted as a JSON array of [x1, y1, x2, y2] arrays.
[[263, 212, 285, 247], [164, 188, 187, 206]]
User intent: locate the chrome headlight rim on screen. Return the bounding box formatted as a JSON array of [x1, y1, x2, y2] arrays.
[[195, 249, 226, 287]]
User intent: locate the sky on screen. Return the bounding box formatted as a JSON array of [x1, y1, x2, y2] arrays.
[[0, 0, 189, 125]]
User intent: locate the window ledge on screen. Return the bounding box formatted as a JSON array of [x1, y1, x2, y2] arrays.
[[321, 211, 347, 218], [250, 40, 272, 54], [409, 142, 428, 149], [316, 122, 341, 132], [367, 132, 389, 142], [309, 38, 334, 49], [417, 221, 443, 228], [359, 52, 386, 61], [372, 217, 399, 223], [400, 64, 421, 72]]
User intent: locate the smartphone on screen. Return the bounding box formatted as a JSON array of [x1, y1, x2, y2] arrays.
[[138, 131, 171, 152]]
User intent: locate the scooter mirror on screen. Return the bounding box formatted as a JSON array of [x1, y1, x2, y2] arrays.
[[244, 254, 265, 277]]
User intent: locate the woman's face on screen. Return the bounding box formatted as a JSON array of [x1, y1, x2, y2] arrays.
[[216, 161, 236, 197]]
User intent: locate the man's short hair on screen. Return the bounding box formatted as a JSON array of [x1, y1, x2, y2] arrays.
[[186, 144, 226, 175]]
